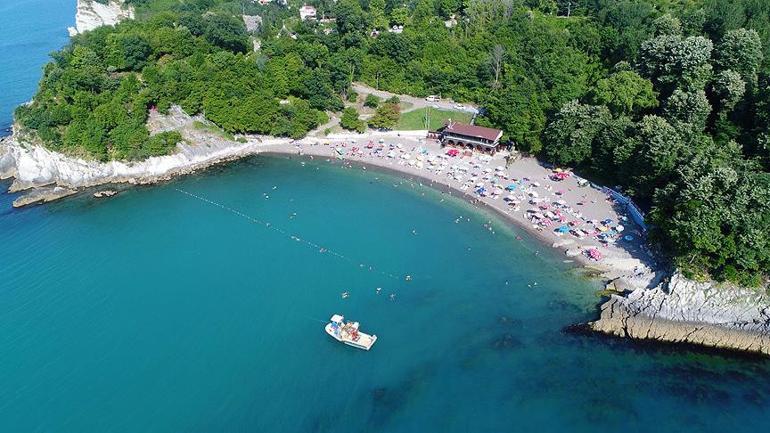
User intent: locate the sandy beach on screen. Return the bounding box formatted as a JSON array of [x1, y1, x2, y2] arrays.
[[258, 132, 658, 282], [1, 117, 658, 283]]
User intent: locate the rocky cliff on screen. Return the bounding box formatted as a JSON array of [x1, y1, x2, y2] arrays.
[[589, 273, 770, 355], [68, 0, 134, 36], [0, 108, 294, 204]]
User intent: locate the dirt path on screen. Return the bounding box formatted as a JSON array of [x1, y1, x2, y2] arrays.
[[352, 82, 478, 114]]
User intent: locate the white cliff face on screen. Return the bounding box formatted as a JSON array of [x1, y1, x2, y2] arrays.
[[68, 0, 135, 36], [0, 143, 16, 180], [590, 273, 770, 355], [0, 134, 285, 192]]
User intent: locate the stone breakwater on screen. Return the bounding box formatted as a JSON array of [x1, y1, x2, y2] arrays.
[[68, 0, 134, 36], [589, 273, 770, 355]]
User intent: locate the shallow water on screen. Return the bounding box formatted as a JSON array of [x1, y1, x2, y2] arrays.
[[1, 156, 769, 432], [0, 0, 74, 132]]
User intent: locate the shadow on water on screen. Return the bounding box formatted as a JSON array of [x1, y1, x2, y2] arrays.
[[565, 323, 770, 363], [364, 362, 436, 430], [562, 324, 770, 410], [454, 314, 527, 372], [303, 362, 438, 433]]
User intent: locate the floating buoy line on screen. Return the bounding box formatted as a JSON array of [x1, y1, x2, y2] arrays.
[[175, 188, 404, 281]]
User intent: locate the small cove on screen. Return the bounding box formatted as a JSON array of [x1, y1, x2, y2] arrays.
[[1, 156, 769, 432]]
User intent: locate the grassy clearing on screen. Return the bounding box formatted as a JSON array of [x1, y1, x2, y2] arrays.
[[192, 120, 235, 141], [395, 108, 473, 130]]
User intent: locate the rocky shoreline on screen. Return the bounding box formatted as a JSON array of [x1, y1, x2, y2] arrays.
[[590, 273, 770, 355], [0, 124, 293, 207]]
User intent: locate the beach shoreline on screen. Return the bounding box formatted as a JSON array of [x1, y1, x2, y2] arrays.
[[5, 128, 770, 356], [260, 148, 618, 273]]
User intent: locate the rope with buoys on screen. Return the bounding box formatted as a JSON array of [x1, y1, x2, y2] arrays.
[[175, 188, 403, 281]]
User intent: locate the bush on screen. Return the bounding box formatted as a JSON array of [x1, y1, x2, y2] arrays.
[[364, 94, 380, 108], [340, 107, 365, 132], [368, 102, 400, 130]]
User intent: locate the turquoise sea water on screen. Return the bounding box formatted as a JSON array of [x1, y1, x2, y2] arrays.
[[2, 2, 770, 431], [0, 0, 74, 132], [2, 156, 770, 432]]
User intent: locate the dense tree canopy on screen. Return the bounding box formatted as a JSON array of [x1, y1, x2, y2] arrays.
[[16, 0, 770, 284]]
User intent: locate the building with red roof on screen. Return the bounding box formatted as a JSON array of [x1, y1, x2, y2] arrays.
[[437, 121, 504, 154]]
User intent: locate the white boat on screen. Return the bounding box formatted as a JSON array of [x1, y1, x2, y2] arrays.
[[325, 314, 377, 350]]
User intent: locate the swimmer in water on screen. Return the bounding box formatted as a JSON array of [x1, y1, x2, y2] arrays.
[[376, 287, 382, 294], [341, 291, 349, 299], [389, 293, 396, 301]]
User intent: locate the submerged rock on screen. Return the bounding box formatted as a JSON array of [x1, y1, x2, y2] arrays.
[[589, 273, 770, 356], [93, 189, 118, 198], [12, 186, 77, 208], [491, 332, 523, 350]]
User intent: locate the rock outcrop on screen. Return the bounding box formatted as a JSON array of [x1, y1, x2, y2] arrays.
[[589, 273, 770, 355], [68, 0, 134, 36], [12, 186, 77, 208], [0, 132, 266, 192], [0, 107, 294, 206]]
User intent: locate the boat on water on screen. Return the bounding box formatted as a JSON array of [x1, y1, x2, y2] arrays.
[[325, 314, 377, 350]]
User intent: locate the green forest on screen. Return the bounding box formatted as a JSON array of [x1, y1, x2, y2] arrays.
[[15, 0, 770, 284]]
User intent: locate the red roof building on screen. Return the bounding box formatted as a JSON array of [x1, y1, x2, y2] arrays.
[[437, 121, 504, 153]]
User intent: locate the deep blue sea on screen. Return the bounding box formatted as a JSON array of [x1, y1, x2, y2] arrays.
[[0, 0, 74, 133], [2, 2, 770, 432]]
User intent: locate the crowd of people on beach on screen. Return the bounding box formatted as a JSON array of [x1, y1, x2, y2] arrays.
[[296, 137, 647, 264]]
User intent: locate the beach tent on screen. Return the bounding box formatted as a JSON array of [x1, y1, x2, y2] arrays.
[[586, 248, 603, 261]]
